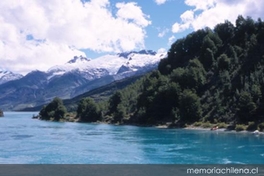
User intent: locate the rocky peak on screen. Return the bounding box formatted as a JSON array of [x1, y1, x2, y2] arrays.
[[138, 50, 156, 55], [68, 55, 90, 64], [118, 50, 157, 59], [0, 69, 23, 85]]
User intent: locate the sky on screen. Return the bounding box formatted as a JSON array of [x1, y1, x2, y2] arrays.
[[1, 0, 264, 75]]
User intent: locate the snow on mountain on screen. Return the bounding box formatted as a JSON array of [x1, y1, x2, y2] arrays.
[[47, 55, 91, 78], [0, 70, 23, 84], [0, 50, 167, 110], [47, 50, 166, 81], [0, 50, 166, 85]]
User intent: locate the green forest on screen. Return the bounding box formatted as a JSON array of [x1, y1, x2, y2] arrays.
[[39, 16, 264, 131]]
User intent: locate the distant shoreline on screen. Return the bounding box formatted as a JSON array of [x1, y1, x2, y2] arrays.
[[37, 115, 264, 135], [155, 124, 264, 135]]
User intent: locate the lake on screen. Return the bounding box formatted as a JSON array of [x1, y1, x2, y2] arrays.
[[0, 112, 264, 164]]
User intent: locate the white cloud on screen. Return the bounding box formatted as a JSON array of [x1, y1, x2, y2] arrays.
[[0, 40, 84, 75], [157, 47, 167, 53], [168, 35, 175, 45], [181, 10, 194, 22], [185, 0, 216, 10], [172, 0, 264, 33], [155, 0, 167, 5], [116, 2, 151, 27], [172, 10, 194, 33], [0, 0, 151, 74], [158, 28, 169, 38]]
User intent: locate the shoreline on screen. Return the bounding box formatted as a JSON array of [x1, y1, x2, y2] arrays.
[[36, 115, 264, 135], [88, 121, 264, 135], [155, 124, 264, 134]]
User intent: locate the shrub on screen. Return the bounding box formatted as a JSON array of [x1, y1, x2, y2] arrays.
[[77, 98, 100, 122], [258, 123, 264, 131], [235, 124, 246, 131], [39, 97, 67, 121], [201, 121, 213, 128], [193, 121, 203, 127], [217, 122, 228, 129], [246, 121, 258, 131]]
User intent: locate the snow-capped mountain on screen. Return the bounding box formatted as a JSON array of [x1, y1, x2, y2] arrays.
[[47, 50, 166, 81], [0, 70, 23, 84], [0, 50, 167, 110]]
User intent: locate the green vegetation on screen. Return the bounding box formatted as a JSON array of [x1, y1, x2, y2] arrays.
[[217, 122, 228, 129], [39, 97, 67, 121], [39, 16, 264, 130], [246, 121, 258, 131], [235, 124, 247, 132], [259, 123, 264, 131], [76, 98, 101, 122], [200, 121, 213, 128]]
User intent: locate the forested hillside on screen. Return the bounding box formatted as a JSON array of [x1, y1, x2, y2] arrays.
[[40, 16, 264, 130]]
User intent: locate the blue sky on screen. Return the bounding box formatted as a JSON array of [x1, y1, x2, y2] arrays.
[[115, 0, 191, 52], [1, 0, 264, 74], [80, 0, 193, 57]]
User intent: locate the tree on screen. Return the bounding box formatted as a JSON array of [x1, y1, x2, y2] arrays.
[[39, 105, 49, 120], [108, 91, 123, 115], [217, 54, 230, 70], [170, 67, 185, 86], [145, 82, 181, 123], [214, 20, 235, 42], [199, 48, 215, 71], [170, 59, 206, 91], [226, 45, 238, 66], [158, 58, 171, 75], [236, 92, 257, 122], [39, 97, 67, 121], [77, 98, 100, 122], [113, 104, 126, 122], [251, 84, 262, 103], [179, 90, 202, 123], [201, 35, 217, 54], [54, 104, 67, 121], [161, 29, 208, 73]]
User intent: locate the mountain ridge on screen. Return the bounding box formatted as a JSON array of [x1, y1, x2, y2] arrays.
[[0, 50, 166, 110], [0, 70, 23, 84]]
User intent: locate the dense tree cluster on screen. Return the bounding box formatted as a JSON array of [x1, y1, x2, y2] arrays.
[[39, 97, 67, 121], [40, 16, 264, 128], [76, 98, 101, 122], [96, 15, 264, 126]]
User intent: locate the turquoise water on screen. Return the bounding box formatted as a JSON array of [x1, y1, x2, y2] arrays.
[[0, 112, 264, 164]]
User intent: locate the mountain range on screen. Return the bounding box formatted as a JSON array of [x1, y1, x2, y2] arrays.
[[0, 70, 23, 84], [0, 50, 166, 110]]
